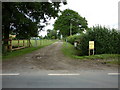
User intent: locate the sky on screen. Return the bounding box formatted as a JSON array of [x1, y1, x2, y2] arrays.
[[39, 0, 120, 37]]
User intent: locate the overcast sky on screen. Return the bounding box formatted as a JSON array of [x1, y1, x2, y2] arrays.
[[39, 0, 119, 37]]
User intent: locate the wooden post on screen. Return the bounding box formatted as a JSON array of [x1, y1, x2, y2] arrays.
[[27, 40, 28, 47], [3, 39, 9, 52], [9, 39, 12, 51], [39, 40, 41, 46], [18, 40, 19, 48], [4, 45, 8, 53], [89, 49, 94, 56], [93, 49, 94, 55], [41, 39, 42, 45], [89, 49, 90, 56], [28, 39, 30, 47], [27, 40, 30, 47], [42, 39, 43, 45], [34, 40, 36, 47], [35, 39, 37, 47]]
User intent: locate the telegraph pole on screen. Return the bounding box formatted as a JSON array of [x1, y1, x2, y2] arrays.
[[70, 23, 72, 36]]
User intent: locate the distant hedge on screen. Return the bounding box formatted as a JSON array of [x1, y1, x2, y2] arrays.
[[67, 26, 120, 56]]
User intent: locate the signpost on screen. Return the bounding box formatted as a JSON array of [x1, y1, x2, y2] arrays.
[[89, 41, 94, 56], [74, 41, 78, 48], [74, 42, 77, 48]]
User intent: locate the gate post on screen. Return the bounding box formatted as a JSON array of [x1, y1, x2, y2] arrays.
[[9, 39, 12, 52], [18, 40, 19, 48]]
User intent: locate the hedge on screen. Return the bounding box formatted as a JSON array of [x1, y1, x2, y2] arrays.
[[67, 25, 120, 56]]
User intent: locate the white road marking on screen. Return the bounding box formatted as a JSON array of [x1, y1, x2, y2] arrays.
[[48, 73, 80, 76], [0, 73, 20, 76], [108, 73, 120, 75]]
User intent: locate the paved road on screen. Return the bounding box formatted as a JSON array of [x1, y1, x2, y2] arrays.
[[2, 41, 118, 88], [2, 70, 118, 88]]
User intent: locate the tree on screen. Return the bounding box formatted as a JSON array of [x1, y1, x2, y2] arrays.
[[2, 1, 67, 47], [54, 9, 88, 37], [67, 25, 120, 55], [47, 29, 57, 39]]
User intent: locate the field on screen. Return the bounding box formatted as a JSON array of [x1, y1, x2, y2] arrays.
[[3, 39, 57, 59], [10, 39, 51, 47]]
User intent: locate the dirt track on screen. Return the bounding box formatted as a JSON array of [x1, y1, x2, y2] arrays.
[[3, 41, 118, 73]]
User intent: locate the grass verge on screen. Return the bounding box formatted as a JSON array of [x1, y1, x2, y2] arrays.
[[61, 42, 80, 58], [3, 40, 57, 60], [62, 42, 120, 65]]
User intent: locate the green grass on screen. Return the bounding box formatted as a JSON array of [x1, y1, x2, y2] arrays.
[[62, 42, 120, 64], [61, 42, 80, 58], [3, 40, 57, 60]]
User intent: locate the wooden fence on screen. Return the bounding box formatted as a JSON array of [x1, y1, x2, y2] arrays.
[[2, 39, 31, 52], [2, 39, 49, 52]]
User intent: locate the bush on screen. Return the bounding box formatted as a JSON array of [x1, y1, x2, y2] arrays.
[[67, 25, 120, 56], [67, 34, 81, 44]]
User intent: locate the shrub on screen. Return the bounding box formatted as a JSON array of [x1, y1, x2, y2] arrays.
[[67, 34, 81, 44], [67, 25, 120, 56]]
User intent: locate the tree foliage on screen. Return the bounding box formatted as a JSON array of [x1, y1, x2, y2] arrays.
[[54, 9, 88, 37], [47, 29, 57, 39], [67, 25, 120, 55], [2, 1, 67, 43]]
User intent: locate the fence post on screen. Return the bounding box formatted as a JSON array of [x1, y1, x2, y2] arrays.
[[4, 45, 8, 52], [34, 39, 37, 47], [89, 49, 90, 56], [18, 39, 19, 48], [27, 40, 28, 47], [93, 49, 94, 55], [42, 39, 44, 45], [3, 39, 8, 53], [9, 39, 12, 52], [28, 39, 30, 47], [39, 39, 41, 46]]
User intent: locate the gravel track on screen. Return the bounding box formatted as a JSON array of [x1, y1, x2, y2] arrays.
[[2, 41, 118, 73]]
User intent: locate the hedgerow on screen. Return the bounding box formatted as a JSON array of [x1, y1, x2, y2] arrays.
[[67, 25, 120, 56]]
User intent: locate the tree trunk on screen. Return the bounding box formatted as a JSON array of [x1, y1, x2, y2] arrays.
[[3, 26, 9, 53]]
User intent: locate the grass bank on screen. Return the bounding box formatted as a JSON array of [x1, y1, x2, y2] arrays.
[[3, 40, 57, 60], [62, 42, 120, 65]]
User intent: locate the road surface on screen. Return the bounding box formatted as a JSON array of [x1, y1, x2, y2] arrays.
[[2, 41, 118, 88]]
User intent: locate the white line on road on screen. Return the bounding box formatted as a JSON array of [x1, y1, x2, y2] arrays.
[[0, 73, 20, 76], [108, 73, 120, 75], [48, 73, 80, 76]]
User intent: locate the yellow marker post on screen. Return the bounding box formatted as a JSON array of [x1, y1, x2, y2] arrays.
[[89, 41, 94, 56]]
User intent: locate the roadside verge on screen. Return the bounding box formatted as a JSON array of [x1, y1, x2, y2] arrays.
[[61, 42, 120, 65]]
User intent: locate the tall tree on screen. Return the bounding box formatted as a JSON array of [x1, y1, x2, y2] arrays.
[[54, 9, 88, 37], [47, 29, 57, 39], [2, 1, 67, 46]]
